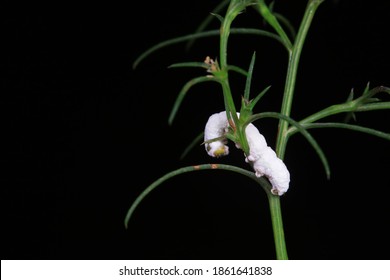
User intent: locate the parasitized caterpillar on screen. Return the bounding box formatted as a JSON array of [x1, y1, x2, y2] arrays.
[[204, 111, 290, 196]]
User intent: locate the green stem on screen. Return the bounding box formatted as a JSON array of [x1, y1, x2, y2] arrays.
[[276, 0, 323, 159], [218, 0, 248, 134], [256, 0, 293, 51], [271, 0, 323, 260], [267, 194, 288, 260], [219, 2, 292, 260]]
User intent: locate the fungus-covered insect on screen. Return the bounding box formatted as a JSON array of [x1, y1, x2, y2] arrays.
[[204, 111, 230, 158], [204, 111, 290, 195]]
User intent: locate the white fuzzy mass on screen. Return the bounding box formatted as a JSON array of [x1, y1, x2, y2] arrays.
[[204, 111, 290, 196], [204, 111, 230, 158]]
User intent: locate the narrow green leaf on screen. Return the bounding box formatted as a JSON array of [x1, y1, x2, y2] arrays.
[[248, 112, 331, 179], [133, 28, 288, 69], [180, 131, 204, 160], [210, 12, 224, 23], [227, 65, 248, 77], [244, 52, 256, 100], [347, 88, 355, 102], [343, 112, 356, 123], [297, 122, 390, 141], [356, 101, 390, 112], [230, 28, 288, 50], [365, 97, 381, 103], [343, 85, 390, 122], [290, 86, 390, 131], [256, 0, 293, 51], [185, 0, 230, 50], [168, 62, 248, 79], [363, 81, 371, 95], [124, 164, 271, 228], [274, 12, 297, 40], [344, 88, 356, 123], [168, 62, 208, 69], [202, 135, 230, 146], [168, 76, 218, 125], [249, 85, 272, 111], [133, 31, 221, 69], [359, 85, 390, 101]]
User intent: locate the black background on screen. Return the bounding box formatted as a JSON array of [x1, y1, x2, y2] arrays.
[[2, 0, 390, 260]]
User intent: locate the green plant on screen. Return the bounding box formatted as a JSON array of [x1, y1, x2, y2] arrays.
[[125, 0, 390, 259]]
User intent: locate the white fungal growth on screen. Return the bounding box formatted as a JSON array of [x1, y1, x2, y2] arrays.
[[245, 123, 290, 196], [204, 111, 290, 196], [204, 111, 230, 158]]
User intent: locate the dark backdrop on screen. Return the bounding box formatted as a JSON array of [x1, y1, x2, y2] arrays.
[[2, 0, 390, 260]]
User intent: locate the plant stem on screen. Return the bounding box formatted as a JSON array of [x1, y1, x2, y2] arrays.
[[271, 0, 323, 260], [218, 0, 248, 135], [267, 193, 288, 260], [276, 0, 323, 159]]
